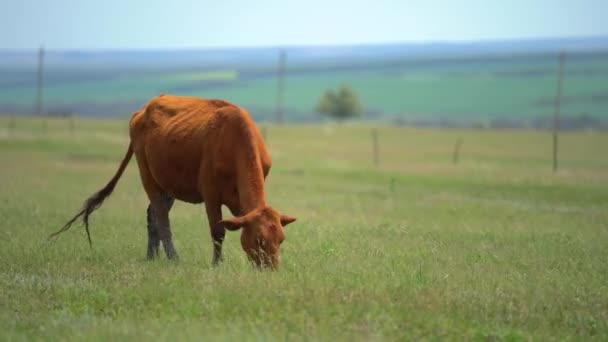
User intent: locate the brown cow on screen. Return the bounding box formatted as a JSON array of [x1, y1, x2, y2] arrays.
[[52, 94, 296, 269]]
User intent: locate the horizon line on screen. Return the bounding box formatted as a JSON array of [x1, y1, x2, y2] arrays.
[[2, 34, 608, 52]]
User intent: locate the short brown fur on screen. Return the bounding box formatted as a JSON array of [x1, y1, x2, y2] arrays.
[[52, 94, 296, 269]]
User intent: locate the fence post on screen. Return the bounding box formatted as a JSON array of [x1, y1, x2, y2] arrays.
[[553, 53, 565, 173], [453, 137, 463, 164], [261, 126, 267, 142], [69, 113, 75, 134], [37, 46, 46, 132], [275, 50, 287, 125], [372, 128, 379, 167], [9, 115, 16, 134]]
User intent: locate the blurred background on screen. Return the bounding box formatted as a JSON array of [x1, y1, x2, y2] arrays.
[[1, 0, 607, 129]]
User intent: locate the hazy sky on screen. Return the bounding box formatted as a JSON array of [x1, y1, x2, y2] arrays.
[[2, 0, 607, 49]]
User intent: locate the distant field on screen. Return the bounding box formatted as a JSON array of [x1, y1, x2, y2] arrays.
[[1, 52, 607, 125], [1, 116, 607, 340]]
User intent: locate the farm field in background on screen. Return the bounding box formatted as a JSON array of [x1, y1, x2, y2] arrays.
[[1, 116, 607, 340], [1, 51, 608, 124]]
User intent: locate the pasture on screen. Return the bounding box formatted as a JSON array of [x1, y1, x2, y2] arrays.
[[1, 116, 607, 340]]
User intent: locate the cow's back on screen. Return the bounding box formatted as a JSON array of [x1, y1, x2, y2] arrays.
[[128, 94, 269, 205], [129, 95, 232, 137]]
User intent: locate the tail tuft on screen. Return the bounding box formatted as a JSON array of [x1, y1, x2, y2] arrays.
[[49, 143, 133, 247]]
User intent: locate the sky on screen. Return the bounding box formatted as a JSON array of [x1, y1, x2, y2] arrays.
[[1, 0, 607, 49]]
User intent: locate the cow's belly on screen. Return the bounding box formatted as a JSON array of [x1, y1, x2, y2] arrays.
[[144, 142, 205, 204]]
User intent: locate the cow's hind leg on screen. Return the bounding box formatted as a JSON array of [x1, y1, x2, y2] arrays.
[[136, 155, 178, 260], [146, 195, 175, 260], [151, 194, 177, 260], [146, 205, 159, 259]]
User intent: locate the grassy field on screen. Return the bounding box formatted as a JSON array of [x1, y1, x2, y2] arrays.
[[1, 116, 607, 340]]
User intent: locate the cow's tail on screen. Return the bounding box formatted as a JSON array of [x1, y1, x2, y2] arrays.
[[49, 142, 134, 247]]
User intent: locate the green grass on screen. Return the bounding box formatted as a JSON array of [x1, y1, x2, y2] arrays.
[[1, 116, 608, 340]]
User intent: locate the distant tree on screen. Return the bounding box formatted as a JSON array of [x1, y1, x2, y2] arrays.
[[315, 85, 362, 121]]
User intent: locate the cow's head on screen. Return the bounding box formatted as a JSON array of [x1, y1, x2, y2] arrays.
[[219, 206, 296, 270]]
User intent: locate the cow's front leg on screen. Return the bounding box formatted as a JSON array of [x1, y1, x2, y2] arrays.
[[205, 201, 225, 266]]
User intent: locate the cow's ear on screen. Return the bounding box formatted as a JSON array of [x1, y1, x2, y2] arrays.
[[280, 214, 297, 227], [219, 217, 246, 231]]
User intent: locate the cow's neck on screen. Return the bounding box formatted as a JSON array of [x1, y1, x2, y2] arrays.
[[236, 154, 267, 214]]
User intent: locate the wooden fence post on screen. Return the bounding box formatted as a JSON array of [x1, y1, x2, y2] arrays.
[[453, 137, 463, 164], [37, 46, 46, 133], [275, 50, 286, 125], [9, 115, 16, 134], [69, 114, 75, 134], [371, 128, 379, 167], [553, 53, 565, 173], [262, 126, 267, 142]]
